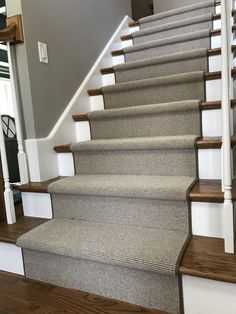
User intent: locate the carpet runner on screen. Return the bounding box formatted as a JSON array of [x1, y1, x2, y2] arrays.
[[17, 1, 216, 313]]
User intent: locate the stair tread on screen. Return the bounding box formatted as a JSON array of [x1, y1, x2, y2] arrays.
[[111, 48, 208, 72], [17, 218, 188, 275], [123, 29, 210, 54], [180, 235, 236, 284], [48, 174, 195, 201], [54, 136, 236, 154], [131, 13, 213, 39], [139, 1, 215, 25], [102, 71, 204, 93], [190, 179, 236, 202], [71, 135, 198, 152], [16, 176, 64, 193], [0, 216, 48, 244], [111, 45, 236, 57], [88, 100, 200, 119]]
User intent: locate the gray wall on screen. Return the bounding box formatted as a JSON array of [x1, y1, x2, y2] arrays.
[[154, 0, 210, 13], [7, 0, 131, 138]]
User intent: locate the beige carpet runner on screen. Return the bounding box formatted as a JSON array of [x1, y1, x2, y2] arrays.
[[17, 1, 215, 313]]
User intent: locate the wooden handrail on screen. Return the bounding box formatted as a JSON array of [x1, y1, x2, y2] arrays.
[[0, 15, 24, 44], [0, 23, 17, 42]]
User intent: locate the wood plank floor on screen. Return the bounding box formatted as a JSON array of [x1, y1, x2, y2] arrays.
[[0, 216, 48, 244], [180, 236, 236, 284], [0, 271, 166, 314]]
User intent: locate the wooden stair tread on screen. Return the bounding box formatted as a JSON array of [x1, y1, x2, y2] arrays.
[[0, 271, 166, 314], [190, 179, 236, 203], [54, 144, 72, 153], [53, 137, 236, 154], [180, 236, 236, 284], [0, 216, 48, 244], [16, 176, 63, 193], [72, 114, 89, 122], [201, 99, 236, 110], [111, 45, 236, 57], [15, 177, 236, 204]]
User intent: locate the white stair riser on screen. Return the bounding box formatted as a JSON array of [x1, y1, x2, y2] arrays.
[[183, 276, 236, 314], [198, 149, 221, 180], [191, 202, 224, 238], [22, 192, 53, 219], [0, 242, 24, 275]]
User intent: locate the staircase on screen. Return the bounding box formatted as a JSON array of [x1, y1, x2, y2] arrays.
[[11, 1, 235, 314]]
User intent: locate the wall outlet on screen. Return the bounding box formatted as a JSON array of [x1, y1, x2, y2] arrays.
[[38, 42, 49, 64]]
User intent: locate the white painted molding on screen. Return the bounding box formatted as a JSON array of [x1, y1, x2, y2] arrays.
[[22, 192, 53, 219], [191, 202, 224, 238], [0, 242, 24, 275], [25, 16, 132, 182], [183, 275, 236, 314]]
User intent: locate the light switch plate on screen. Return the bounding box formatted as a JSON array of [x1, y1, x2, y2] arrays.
[[38, 42, 49, 64]]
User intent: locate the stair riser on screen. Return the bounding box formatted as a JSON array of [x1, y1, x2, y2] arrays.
[[73, 149, 197, 177], [92, 79, 232, 110], [183, 276, 236, 314], [106, 56, 221, 85], [90, 111, 200, 139], [57, 149, 224, 180], [114, 56, 208, 84], [133, 20, 213, 45], [125, 37, 212, 62], [103, 80, 205, 110], [19, 190, 228, 239], [0, 243, 24, 275], [88, 110, 228, 139], [52, 194, 189, 232], [140, 7, 217, 29], [23, 249, 180, 314], [123, 34, 221, 50], [113, 53, 222, 74], [191, 202, 224, 238], [21, 192, 53, 219]]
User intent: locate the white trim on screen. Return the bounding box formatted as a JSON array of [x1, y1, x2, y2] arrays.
[[0, 44, 7, 51], [22, 192, 53, 219], [0, 242, 24, 275], [0, 6, 6, 15], [183, 275, 236, 314]]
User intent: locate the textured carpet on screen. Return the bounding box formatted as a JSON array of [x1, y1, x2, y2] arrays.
[[133, 14, 213, 44], [103, 71, 205, 109], [124, 29, 211, 62], [88, 100, 201, 139], [17, 2, 213, 313], [139, 0, 215, 29], [114, 49, 208, 83]]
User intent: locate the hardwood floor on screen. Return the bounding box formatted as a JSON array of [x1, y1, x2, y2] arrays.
[[180, 236, 236, 284], [0, 271, 166, 314], [0, 216, 48, 244]]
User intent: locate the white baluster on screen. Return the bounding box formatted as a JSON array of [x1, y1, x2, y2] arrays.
[[0, 114, 16, 224], [221, 0, 234, 253], [6, 42, 29, 184]]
